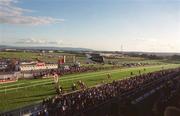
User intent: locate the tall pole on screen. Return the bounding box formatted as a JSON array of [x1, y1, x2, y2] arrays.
[[121, 44, 123, 55]]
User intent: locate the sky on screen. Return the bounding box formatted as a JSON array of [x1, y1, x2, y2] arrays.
[[0, 0, 180, 52]]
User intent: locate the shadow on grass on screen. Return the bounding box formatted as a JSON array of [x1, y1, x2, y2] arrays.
[[11, 97, 43, 104], [10, 93, 55, 104], [9, 91, 56, 101]]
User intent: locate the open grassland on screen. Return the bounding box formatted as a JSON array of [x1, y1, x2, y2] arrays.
[[0, 64, 180, 112], [0, 51, 74, 63], [0, 51, 166, 65]]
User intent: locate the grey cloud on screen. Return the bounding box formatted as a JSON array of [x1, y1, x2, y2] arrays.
[[15, 38, 63, 45], [0, 0, 64, 25]]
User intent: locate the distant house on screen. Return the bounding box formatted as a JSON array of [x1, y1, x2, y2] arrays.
[[86, 54, 104, 63]]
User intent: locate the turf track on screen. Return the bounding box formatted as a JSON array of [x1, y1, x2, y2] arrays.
[[0, 64, 180, 112]]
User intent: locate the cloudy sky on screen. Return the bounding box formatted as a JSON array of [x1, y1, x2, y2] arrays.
[[0, 0, 180, 52]]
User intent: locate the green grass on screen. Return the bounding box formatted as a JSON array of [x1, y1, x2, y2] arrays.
[[0, 64, 180, 112], [0, 51, 75, 63], [0, 51, 167, 65]]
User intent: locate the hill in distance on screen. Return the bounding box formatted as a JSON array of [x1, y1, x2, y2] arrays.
[[0, 45, 94, 52]]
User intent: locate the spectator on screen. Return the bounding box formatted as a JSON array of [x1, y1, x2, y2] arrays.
[[164, 107, 180, 116]]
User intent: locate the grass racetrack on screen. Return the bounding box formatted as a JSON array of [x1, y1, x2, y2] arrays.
[[0, 64, 180, 112]]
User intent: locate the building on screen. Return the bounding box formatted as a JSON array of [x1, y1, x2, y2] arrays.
[[0, 60, 8, 71], [19, 62, 58, 72]]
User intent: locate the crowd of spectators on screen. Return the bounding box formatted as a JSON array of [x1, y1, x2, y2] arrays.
[[121, 70, 180, 116], [151, 75, 180, 116], [35, 68, 180, 116]]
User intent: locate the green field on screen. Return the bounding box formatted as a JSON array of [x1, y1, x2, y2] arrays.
[[0, 51, 75, 63], [0, 64, 180, 112], [0, 51, 165, 65]]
